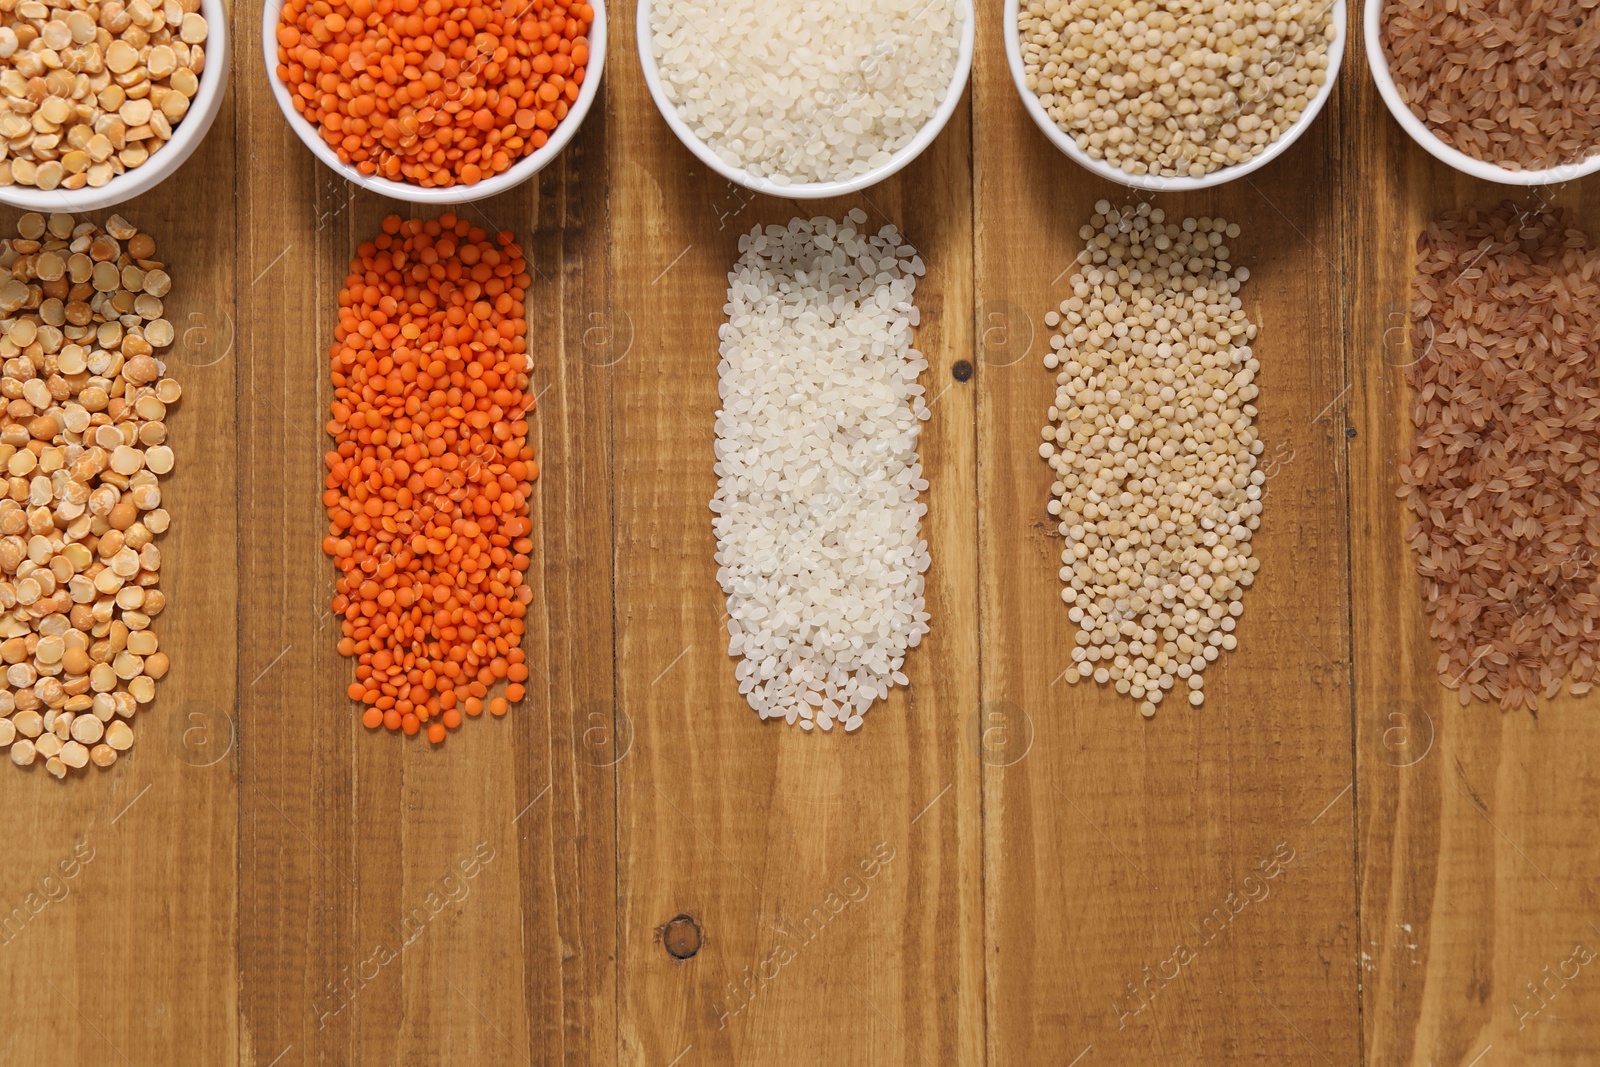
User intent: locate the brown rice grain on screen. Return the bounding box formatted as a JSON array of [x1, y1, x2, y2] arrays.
[[1399, 202, 1600, 712], [1380, 0, 1600, 170]]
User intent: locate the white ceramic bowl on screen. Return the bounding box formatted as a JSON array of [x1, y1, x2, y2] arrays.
[[0, 0, 230, 212], [1364, 0, 1600, 186], [1004, 0, 1345, 192], [636, 0, 974, 200], [262, 0, 606, 205]]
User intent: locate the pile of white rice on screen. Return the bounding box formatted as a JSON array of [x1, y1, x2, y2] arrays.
[[712, 211, 932, 732], [648, 0, 961, 184]]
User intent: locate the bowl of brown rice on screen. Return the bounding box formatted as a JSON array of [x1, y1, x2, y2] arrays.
[[1366, 0, 1600, 185]]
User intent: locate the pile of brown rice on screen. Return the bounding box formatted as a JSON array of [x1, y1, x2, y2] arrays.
[[1380, 0, 1600, 171], [1399, 203, 1600, 712]]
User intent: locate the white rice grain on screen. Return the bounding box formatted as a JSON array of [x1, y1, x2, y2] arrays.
[[712, 211, 931, 733], [650, 0, 960, 184]]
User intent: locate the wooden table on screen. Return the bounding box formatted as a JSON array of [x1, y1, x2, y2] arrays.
[[2, 0, 1598, 1063]]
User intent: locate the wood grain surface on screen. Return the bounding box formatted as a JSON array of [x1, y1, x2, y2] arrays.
[[0, 0, 1596, 1064], [1343, 10, 1600, 1067], [973, 3, 1360, 1063]]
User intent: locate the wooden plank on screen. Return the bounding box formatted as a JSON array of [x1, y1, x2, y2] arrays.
[[0, 70, 240, 1067], [235, 9, 617, 1063], [607, 0, 983, 1060], [1344, 15, 1600, 1065], [235, 48, 372, 1063], [510, 101, 622, 1067], [973, 0, 1360, 1060]]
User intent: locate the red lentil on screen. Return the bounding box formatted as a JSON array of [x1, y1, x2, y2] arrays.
[[274, 0, 594, 188], [323, 214, 537, 743]]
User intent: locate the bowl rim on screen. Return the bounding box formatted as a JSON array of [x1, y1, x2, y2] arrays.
[[1002, 0, 1346, 192], [1362, 0, 1600, 186], [635, 0, 974, 200], [260, 0, 607, 205], [0, 0, 231, 212]]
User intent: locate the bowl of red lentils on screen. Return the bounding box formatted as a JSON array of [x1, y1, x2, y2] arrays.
[[0, 0, 230, 212], [263, 0, 604, 204]]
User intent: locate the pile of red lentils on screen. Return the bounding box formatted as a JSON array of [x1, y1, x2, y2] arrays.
[[322, 214, 536, 744]]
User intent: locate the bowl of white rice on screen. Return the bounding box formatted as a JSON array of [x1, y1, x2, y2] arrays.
[[638, 0, 974, 198]]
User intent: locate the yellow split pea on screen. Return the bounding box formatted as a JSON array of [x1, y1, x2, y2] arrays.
[[0, 212, 181, 779]]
